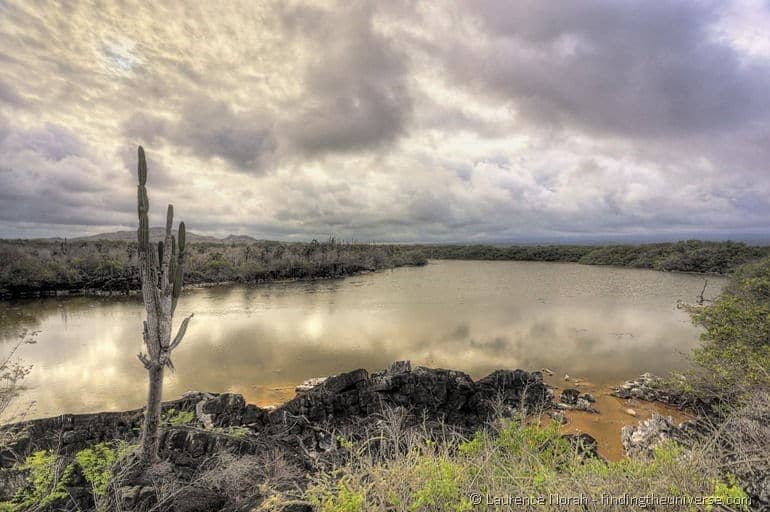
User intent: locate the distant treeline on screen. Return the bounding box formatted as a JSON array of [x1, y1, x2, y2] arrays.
[[415, 240, 770, 274], [0, 238, 427, 298], [1, 239, 767, 298]]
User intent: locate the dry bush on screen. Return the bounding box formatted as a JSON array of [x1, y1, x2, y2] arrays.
[[199, 450, 305, 510], [704, 390, 770, 508], [0, 330, 36, 430]]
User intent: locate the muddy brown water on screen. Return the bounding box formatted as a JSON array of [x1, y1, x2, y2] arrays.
[[546, 376, 694, 461], [1, 260, 724, 453]]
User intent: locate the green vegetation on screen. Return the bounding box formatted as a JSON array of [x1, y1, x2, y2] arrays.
[[0, 442, 135, 511], [418, 240, 769, 274], [0, 238, 428, 297], [161, 407, 195, 427], [707, 474, 750, 512], [417, 243, 594, 263], [691, 257, 770, 388], [304, 417, 747, 512], [0, 450, 74, 511], [664, 256, 770, 416], [74, 441, 135, 511], [75, 442, 126, 498], [217, 425, 251, 438]]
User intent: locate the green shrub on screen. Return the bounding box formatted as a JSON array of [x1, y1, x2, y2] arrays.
[[73, 441, 135, 508], [162, 407, 195, 426], [495, 419, 572, 470], [457, 430, 486, 457], [310, 477, 366, 512], [705, 474, 750, 511], [75, 443, 119, 497], [690, 257, 770, 394], [0, 450, 74, 511], [409, 458, 472, 511]]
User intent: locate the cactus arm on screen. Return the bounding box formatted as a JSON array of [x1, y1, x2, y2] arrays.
[[168, 313, 194, 352]]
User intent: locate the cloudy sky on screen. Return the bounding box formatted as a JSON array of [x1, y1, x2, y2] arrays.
[[1, 0, 769, 242]]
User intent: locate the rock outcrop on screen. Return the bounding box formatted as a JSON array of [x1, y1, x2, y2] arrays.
[[563, 432, 600, 459], [620, 413, 691, 457], [0, 395, 201, 466], [612, 373, 686, 406], [556, 388, 598, 413], [193, 392, 267, 429], [269, 362, 550, 432], [0, 361, 552, 511]]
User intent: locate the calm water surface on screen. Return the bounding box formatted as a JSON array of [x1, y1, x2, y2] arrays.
[[0, 261, 726, 420]]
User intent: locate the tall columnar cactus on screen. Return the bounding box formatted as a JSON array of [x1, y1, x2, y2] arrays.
[[136, 146, 193, 464]]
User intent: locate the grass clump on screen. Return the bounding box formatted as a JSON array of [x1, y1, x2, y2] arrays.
[[310, 477, 367, 512], [409, 458, 472, 511]]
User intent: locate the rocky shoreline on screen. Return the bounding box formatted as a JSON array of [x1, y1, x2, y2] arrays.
[[1, 362, 552, 511], [1, 363, 766, 510]]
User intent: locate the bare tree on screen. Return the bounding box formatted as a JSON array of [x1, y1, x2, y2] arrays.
[[136, 146, 193, 464], [697, 278, 709, 305]]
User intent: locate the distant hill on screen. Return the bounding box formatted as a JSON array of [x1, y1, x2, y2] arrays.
[[222, 234, 262, 244], [72, 228, 259, 244]]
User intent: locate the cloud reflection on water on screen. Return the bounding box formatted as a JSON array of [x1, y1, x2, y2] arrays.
[[0, 261, 725, 419]]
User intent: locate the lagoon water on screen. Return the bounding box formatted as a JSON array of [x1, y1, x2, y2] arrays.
[[0, 260, 726, 420]]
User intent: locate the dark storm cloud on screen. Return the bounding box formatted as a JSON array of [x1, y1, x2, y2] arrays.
[[123, 99, 277, 173], [0, 119, 133, 228], [114, 145, 180, 190], [449, 0, 770, 137], [279, 2, 412, 155]]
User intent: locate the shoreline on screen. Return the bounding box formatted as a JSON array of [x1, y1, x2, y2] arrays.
[[0, 266, 396, 301], [0, 258, 726, 301], [2, 364, 691, 462]]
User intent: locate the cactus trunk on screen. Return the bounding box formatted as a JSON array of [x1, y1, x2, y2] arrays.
[[135, 146, 193, 464]]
